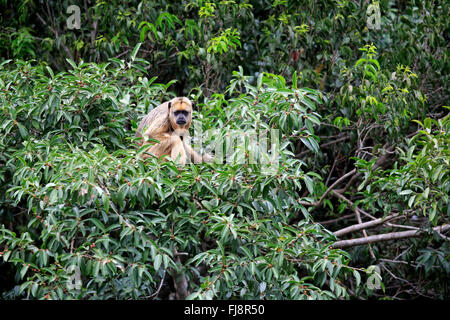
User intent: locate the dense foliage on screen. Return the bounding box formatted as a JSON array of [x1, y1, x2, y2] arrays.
[[0, 0, 448, 300]]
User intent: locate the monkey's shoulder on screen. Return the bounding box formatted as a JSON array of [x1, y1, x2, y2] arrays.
[[147, 102, 170, 119], [136, 102, 171, 137]]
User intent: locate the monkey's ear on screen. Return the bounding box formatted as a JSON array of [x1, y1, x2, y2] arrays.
[[168, 102, 172, 109]]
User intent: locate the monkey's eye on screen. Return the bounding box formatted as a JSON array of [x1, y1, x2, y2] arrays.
[[174, 110, 189, 116]]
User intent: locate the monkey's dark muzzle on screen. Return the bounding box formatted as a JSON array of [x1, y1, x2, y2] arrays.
[[176, 120, 187, 125]]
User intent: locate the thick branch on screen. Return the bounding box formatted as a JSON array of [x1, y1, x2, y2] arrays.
[[332, 224, 450, 249], [334, 213, 399, 237]]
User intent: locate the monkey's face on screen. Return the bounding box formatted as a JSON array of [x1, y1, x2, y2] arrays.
[[169, 97, 193, 132]]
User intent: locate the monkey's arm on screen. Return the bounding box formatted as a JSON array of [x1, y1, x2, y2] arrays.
[[143, 134, 187, 165], [183, 139, 213, 164], [141, 133, 175, 159]]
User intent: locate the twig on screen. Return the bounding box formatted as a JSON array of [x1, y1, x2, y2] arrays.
[[330, 189, 377, 257], [331, 190, 376, 220], [149, 270, 165, 300], [325, 156, 338, 185], [115, 49, 131, 59], [70, 238, 75, 254], [36, 12, 74, 61], [320, 213, 355, 226], [379, 258, 410, 265], [355, 206, 375, 259], [298, 168, 356, 207], [436, 230, 450, 241], [385, 223, 419, 231], [335, 145, 394, 194], [295, 135, 350, 158]]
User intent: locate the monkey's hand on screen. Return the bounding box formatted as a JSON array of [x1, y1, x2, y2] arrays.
[[202, 153, 214, 163]]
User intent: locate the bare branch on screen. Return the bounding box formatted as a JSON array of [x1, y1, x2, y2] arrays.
[[331, 190, 376, 220], [332, 224, 450, 249], [334, 213, 399, 237], [329, 189, 376, 256], [149, 270, 165, 300], [298, 168, 356, 207], [320, 213, 355, 226]]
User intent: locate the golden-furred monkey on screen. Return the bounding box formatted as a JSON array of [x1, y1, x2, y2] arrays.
[[136, 97, 212, 165]]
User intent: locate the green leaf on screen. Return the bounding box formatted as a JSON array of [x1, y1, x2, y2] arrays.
[[432, 165, 444, 183], [131, 43, 142, 61], [368, 59, 380, 70], [3, 250, 11, 262], [292, 71, 298, 89], [20, 264, 29, 280], [87, 218, 106, 232], [355, 58, 366, 69], [31, 282, 39, 297], [102, 193, 110, 213], [154, 254, 162, 271], [303, 175, 314, 194], [45, 66, 54, 78], [408, 195, 416, 208], [423, 187, 430, 200], [66, 59, 78, 69], [353, 270, 361, 287], [139, 26, 148, 42], [257, 72, 263, 89], [17, 123, 28, 139]]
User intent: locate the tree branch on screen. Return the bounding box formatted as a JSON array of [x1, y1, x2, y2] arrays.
[[332, 224, 450, 249], [320, 213, 355, 226], [334, 213, 399, 237], [331, 190, 376, 220], [149, 270, 165, 300], [329, 190, 376, 257], [298, 168, 356, 207]]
